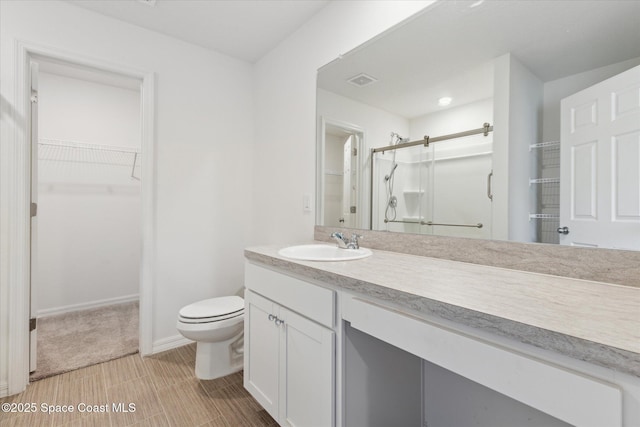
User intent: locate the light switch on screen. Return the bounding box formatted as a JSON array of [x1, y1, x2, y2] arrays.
[[303, 194, 312, 212]]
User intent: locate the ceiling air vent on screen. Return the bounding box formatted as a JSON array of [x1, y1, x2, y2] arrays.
[[347, 73, 378, 87]]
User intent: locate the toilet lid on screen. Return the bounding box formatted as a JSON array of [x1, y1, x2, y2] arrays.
[[179, 296, 244, 319]]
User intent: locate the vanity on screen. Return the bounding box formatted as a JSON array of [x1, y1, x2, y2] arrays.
[[245, 2, 640, 425], [243, 242, 640, 427]]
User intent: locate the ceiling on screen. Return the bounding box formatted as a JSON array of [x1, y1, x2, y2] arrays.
[[317, 0, 640, 118], [65, 0, 330, 63]]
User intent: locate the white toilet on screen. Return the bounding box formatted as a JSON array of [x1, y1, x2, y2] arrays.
[[176, 296, 245, 380]]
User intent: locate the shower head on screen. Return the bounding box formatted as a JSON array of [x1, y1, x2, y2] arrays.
[[390, 132, 409, 145], [384, 163, 398, 182]]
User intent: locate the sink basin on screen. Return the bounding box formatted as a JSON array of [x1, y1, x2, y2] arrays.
[[278, 244, 372, 261]]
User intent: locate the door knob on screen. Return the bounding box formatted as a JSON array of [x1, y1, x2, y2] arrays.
[[557, 226, 569, 235]]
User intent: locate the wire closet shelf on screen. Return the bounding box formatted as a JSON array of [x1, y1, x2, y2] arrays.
[[38, 138, 141, 180]]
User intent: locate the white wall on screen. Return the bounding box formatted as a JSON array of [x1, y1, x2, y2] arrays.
[[1, 0, 254, 390], [38, 72, 141, 148], [493, 54, 543, 242], [507, 57, 543, 243], [410, 98, 494, 138], [318, 89, 410, 154], [36, 72, 141, 315], [252, 1, 435, 245]]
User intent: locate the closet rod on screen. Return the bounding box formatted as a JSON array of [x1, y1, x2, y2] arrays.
[[372, 122, 493, 154]]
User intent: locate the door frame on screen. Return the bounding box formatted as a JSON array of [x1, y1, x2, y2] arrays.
[[4, 40, 156, 395]]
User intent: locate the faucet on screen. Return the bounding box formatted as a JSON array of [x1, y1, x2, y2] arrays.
[[330, 232, 363, 249]]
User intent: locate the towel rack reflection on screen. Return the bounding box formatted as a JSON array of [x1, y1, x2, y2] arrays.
[[384, 219, 483, 228]]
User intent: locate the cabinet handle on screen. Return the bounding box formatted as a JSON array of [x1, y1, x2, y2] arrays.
[[487, 170, 493, 201], [274, 318, 285, 326], [268, 314, 276, 321]]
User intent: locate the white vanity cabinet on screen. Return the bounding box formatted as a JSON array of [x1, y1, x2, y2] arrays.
[[244, 247, 640, 427], [244, 262, 335, 427], [342, 294, 624, 427]]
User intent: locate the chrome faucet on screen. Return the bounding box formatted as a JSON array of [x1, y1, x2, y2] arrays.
[[330, 232, 363, 249], [330, 232, 349, 248]]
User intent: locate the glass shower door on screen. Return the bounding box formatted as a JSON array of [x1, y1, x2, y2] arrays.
[[427, 133, 493, 239]]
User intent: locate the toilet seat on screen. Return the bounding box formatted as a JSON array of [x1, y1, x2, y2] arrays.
[[179, 311, 243, 324], [178, 296, 244, 324], [176, 295, 245, 380]]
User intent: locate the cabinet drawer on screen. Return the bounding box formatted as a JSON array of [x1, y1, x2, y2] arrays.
[[245, 261, 335, 328]]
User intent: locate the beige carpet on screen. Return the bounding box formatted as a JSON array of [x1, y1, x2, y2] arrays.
[[30, 301, 138, 381]]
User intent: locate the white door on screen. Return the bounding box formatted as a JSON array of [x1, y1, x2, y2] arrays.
[[342, 136, 354, 228], [350, 135, 361, 228], [280, 307, 334, 427], [29, 61, 39, 373], [244, 290, 280, 419], [560, 65, 640, 249]]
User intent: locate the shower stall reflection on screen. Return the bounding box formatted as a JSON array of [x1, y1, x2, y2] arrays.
[[372, 126, 493, 239]]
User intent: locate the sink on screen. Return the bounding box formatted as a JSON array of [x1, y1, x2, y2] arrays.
[[278, 244, 372, 261]]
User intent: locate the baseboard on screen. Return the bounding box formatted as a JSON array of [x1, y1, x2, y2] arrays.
[[152, 335, 193, 354], [37, 294, 139, 318], [0, 381, 8, 398]]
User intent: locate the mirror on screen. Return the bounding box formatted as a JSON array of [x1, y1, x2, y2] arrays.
[[316, 0, 640, 250]]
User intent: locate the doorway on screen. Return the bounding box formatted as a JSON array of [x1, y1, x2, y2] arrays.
[[318, 118, 364, 229], [29, 58, 142, 379], [5, 41, 156, 394]]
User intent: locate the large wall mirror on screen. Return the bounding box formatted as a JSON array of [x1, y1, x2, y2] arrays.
[[316, 0, 640, 250]]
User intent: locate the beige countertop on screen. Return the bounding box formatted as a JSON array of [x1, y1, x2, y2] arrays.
[[245, 243, 640, 377]]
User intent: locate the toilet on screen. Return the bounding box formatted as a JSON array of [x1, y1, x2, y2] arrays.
[[176, 296, 245, 380]]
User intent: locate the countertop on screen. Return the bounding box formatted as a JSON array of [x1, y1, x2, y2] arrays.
[[245, 243, 640, 378]]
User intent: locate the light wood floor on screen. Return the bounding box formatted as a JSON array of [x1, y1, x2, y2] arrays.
[[1, 344, 276, 427]]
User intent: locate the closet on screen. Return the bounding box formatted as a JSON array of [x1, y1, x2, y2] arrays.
[[31, 60, 142, 377]]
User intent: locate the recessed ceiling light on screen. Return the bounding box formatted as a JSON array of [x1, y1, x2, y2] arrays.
[[438, 97, 453, 106], [347, 73, 378, 87]]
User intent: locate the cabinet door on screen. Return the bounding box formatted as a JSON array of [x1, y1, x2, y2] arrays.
[[279, 307, 335, 427], [244, 290, 280, 419]]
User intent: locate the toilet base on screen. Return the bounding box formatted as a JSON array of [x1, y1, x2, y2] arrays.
[[194, 333, 244, 380]]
